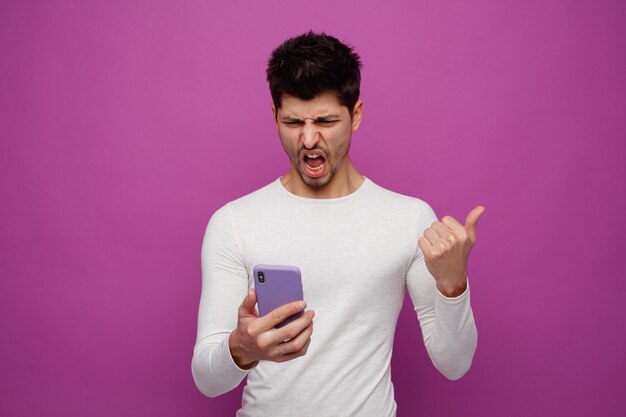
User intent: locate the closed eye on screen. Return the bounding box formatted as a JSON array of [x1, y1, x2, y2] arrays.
[[282, 120, 340, 126], [317, 120, 339, 126]]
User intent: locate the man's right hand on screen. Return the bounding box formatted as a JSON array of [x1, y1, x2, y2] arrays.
[[228, 288, 315, 370]]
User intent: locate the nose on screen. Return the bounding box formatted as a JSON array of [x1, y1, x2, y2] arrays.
[[301, 119, 320, 149]]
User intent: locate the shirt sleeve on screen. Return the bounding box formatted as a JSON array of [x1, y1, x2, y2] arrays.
[[405, 201, 478, 380], [191, 203, 255, 397]]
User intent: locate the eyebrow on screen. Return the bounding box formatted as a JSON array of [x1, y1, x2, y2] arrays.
[[279, 114, 342, 122]]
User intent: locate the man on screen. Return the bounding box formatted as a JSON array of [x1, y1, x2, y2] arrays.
[[192, 30, 483, 417]]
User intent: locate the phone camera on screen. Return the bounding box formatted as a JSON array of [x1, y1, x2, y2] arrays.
[[258, 271, 265, 283]]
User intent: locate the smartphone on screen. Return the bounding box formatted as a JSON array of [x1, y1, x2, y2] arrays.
[[253, 264, 304, 329]]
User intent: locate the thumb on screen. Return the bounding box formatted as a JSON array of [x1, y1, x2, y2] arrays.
[[240, 288, 257, 315], [464, 205, 486, 243]]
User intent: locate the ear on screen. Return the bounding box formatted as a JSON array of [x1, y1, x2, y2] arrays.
[[351, 99, 363, 131], [271, 102, 278, 130]]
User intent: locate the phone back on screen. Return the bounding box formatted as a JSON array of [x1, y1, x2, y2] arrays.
[[253, 264, 304, 328]]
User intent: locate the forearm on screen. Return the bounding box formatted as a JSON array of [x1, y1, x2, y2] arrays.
[[423, 283, 477, 380], [191, 333, 251, 397]]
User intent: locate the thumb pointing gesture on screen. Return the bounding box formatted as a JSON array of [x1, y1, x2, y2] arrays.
[[417, 204, 485, 296], [464, 205, 486, 245]]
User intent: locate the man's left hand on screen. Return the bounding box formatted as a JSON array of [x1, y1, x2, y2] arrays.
[[418, 205, 486, 297]]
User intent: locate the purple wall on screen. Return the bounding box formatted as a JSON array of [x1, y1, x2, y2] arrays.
[[1, 1, 624, 416]]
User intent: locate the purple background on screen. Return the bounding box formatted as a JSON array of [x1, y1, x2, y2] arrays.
[[1, 1, 624, 416]]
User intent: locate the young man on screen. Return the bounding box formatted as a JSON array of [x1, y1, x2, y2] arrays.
[[192, 30, 483, 417]]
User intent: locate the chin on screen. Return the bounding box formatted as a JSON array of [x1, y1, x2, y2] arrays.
[[298, 168, 334, 188], [302, 177, 330, 188]]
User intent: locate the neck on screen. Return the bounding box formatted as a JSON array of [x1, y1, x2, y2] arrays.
[[280, 158, 365, 199]]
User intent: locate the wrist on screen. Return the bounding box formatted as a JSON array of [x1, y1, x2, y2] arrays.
[[436, 276, 467, 298], [228, 331, 258, 370]]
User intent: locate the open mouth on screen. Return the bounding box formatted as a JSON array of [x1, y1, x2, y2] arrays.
[[302, 151, 327, 178]]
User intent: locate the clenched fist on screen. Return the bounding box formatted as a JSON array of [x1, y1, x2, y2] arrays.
[[418, 205, 485, 297]]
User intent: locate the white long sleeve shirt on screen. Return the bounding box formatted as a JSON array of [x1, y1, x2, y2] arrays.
[[192, 176, 477, 417]]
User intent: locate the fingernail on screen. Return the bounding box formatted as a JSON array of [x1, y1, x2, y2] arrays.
[[298, 301, 306, 309]]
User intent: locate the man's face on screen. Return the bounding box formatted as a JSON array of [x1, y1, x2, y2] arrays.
[[273, 92, 362, 188]]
